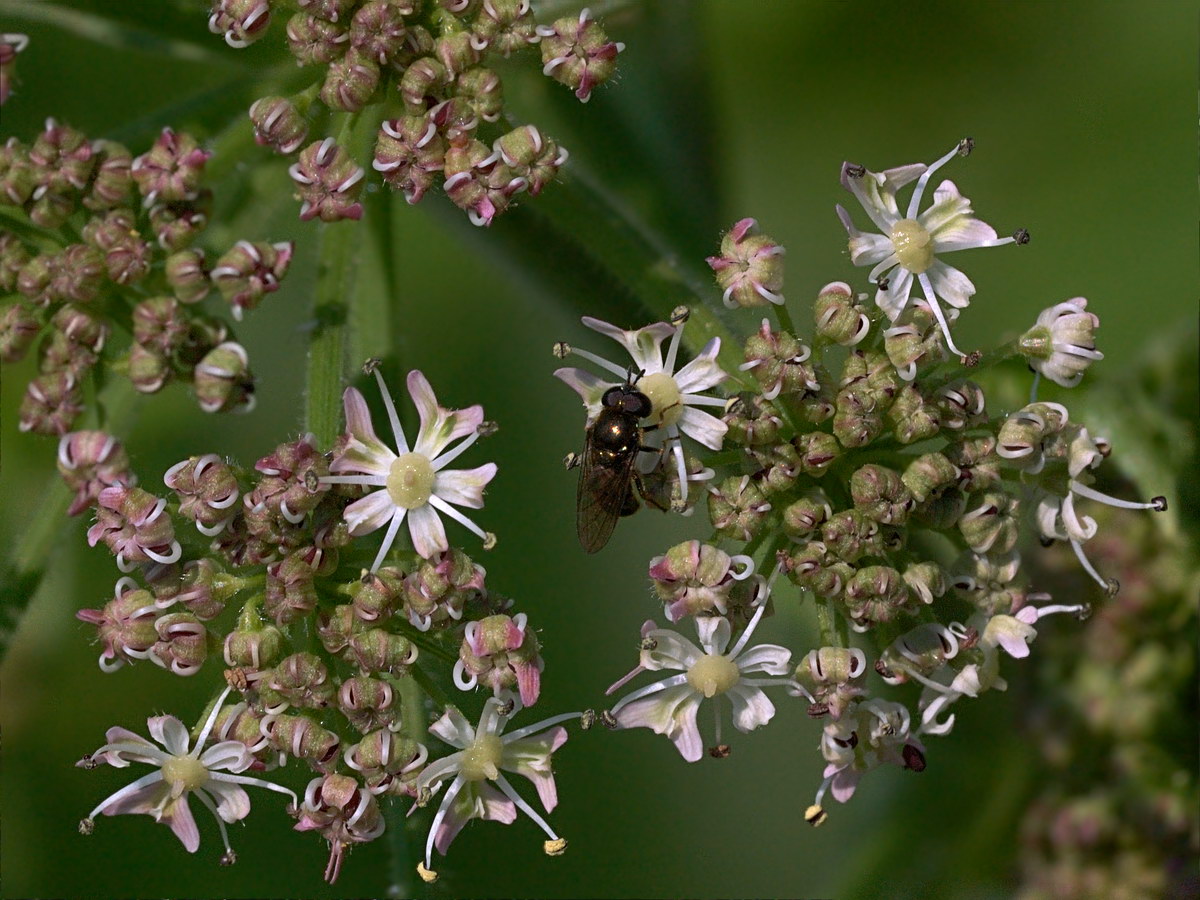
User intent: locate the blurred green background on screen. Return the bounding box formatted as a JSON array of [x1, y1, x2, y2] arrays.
[[1, 1, 1196, 897]]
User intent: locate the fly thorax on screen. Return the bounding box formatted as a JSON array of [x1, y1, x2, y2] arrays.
[[636, 372, 683, 427]]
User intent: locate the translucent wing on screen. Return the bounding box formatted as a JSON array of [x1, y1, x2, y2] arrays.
[[576, 433, 638, 554]]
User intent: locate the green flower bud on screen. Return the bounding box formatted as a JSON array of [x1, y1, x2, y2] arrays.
[[833, 389, 885, 448], [722, 395, 782, 447], [321, 50, 380, 112], [706, 218, 785, 309], [148, 192, 211, 251], [750, 441, 803, 494], [742, 319, 817, 400], [888, 383, 941, 445], [267, 652, 334, 709], [399, 57, 450, 115], [165, 248, 210, 304], [265, 713, 341, 770], [844, 565, 909, 629], [249, 96, 309, 156], [350, 1, 408, 66], [902, 452, 960, 503], [794, 432, 841, 477], [708, 475, 771, 542], [83, 140, 133, 211], [782, 540, 852, 599], [0, 139, 37, 206], [782, 490, 832, 539], [317, 603, 364, 653], [337, 674, 400, 733], [814, 281, 870, 346], [934, 379, 986, 430], [946, 436, 1002, 492], [150, 611, 208, 676], [127, 341, 170, 393], [850, 464, 913, 524], [374, 115, 446, 204], [224, 615, 284, 671], [996, 401, 1069, 471], [403, 549, 486, 628], [349, 566, 405, 623], [821, 509, 889, 563], [194, 341, 254, 413], [883, 303, 947, 380], [959, 490, 1021, 554], [347, 628, 416, 674], [19, 370, 83, 434], [1, 302, 41, 363], [538, 9, 624, 102], [903, 561, 946, 605], [473, 0, 538, 55], [285, 13, 349, 67]]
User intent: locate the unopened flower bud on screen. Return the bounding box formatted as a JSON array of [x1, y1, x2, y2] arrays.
[[165, 558, 239, 620], [888, 383, 941, 445], [649, 541, 749, 621], [264, 547, 326, 624], [126, 342, 170, 393], [52, 244, 105, 303], [249, 97, 308, 156], [164, 453, 240, 533], [883, 302, 947, 381], [474, 0, 538, 56], [443, 139, 522, 226], [148, 193, 211, 250], [814, 282, 870, 345], [782, 541, 851, 599], [58, 430, 132, 516], [0, 302, 39, 362], [321, 50, 380, 112], [194, 341, 254, 413], [794, 646, 868, 719], [850, 464, 912, 525], [30, 118, 95, 193], [373, 115, 446, 204], [434, 31, 480, 76], [131, 297, 187, 355], [538, 9, 624, 102], [457, 613, 543, 704], [350, 730, 426, 798], [224, 616, 284, 671], [297, 0, 356, 23], [402, 549, 486, 629], [794, 432, 841, 477], [349, 1, 407, 65], [150, 611, 208, 676], [821, 509, 885, 564], [782, 491, 832, 539], [83, 210, 151, 285], [286, 13, 349, 66], [83, 140, 133, 210], [349, 567, 405, 622], [212, 240, 293, 319], [266, 714, 341, 770], [399, 57, 450, 115], [996, 402, 1069, 471], [1019, 297, 1103, 388], [289, 138, 364, 222], [165, 248, 210, 303], [935, 379, 986, 430], [844, 565, 909, 628], [0, 34, 28, 106], [959, 491, 1021, 554], [722, 395, 781, 447], [292, 773, 384, 881], [902, 561, 946, 606], [0, 233, 32, 292], [901, 452, 960, 503], [346, 628, 416, 674], [214, 0, 272, 46], [832, 389, 885, 448], [87, 484, 180, 568], [132, 128, 210, 204], [706, 218, 785, 308], [269, 652, 335, 709], [76, 579, 159, 671], [19, 371, 83, 435], [708, 475, 771, 542], [337, 675, 399, 732], [741, 319, 816, 400]]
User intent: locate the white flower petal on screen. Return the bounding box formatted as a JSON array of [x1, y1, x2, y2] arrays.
[[433, 464, 497, 509], [876, 266, 914, 320], [582, 317, 676, 374], [695, 615, 731, 656], [203, 780, 251, 823], [408, 502, 448, 559], [734, 643, 792, 675], [430, 705, 476, 749], [552, 366, 613, 421], [926, 260, 976, 309], [677, 406, 727, 451], [343, 490, 397, 536], [922, 179, 998, 245], [641, 626, 703, 672], [672, 338, 726, 394], [727, 683, 776, 733], [613, 683, 704, 763], [147, 715, 190, 755]]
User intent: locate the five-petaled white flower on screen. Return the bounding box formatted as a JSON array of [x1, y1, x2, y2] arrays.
[[322, 368, 497, 570], [554, 316, 728, 502], [836, 139, 1023, 358], [77, 686, 297, 860], [414, 695, 576, 882], [606, 602, 797, 761]]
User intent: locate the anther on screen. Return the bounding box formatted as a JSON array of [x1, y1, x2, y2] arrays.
[[639, 636, 658, 652], [580, 709, 596, 731], [220, 850, 238, 867], [845, 164, 865, 178], [78, 818, 95, 835], [1012, 228, 1030, 245], [669, 305, 690, 327], [1151, 495, 1168, 512], [362, 357, 382, 375], [807, 702, 830, 719], [552, 341, 571, 358], [483, 532, 498, 551], [416, 862, 438, 883], [477, 420, 499, 438], [563, 451, 580, 470], [544, 838, 568, 856], [804, 805, 827, 827], [599, 710, 617, 730], [957, 137, 974, 157], [709, 744, 731, 759]]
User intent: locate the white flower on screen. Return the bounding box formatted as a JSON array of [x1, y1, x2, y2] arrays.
[[415, 695, 576, 881], [322, 369, 497, 569], [1021, 297, 1103, 388], [554, 316, 729, 501], [813, 699, 924, 810], [78, 686, 297, 859], [606, 603, 795, 761], [836, 140, 1022, 357]]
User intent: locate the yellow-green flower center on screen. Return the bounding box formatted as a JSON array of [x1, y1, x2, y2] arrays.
[[161, 754, 209, 791], [387, 452, 435, 509], [636, 372, 683, 427], [686, 653, 740, 698], [459, 733, 503, 782], [890, 218, 935, 274]]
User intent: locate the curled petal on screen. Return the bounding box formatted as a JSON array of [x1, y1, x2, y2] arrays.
[[581, 317, 675, 375], [922, 180, 998, 245], [734, 643, 792, 676], [147, 715, 190, 756], [501, 726, 568, 812], [204, 779, 252, 823], [429, 706, 476, 749], [694, 615, 732, 656]]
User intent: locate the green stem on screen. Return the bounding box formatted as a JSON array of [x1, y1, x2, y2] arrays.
[[814, 596, 844, 648], [409, 661, 452, 711], [385, 671, 428, 896]]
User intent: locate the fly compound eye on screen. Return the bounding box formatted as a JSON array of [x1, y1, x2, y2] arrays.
[[601, 386, 624, 408], [629, 391, 653, 418]]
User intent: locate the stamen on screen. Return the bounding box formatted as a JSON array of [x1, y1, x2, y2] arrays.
[[370, 509, 407, 574], [425, 775, 466, 868], [503, 711, 583, 743], [727, 601, 767, 660], [569, 346, 628, 379], [1069, 539, 1114, 592], [918, 272, 968, 358], [194, 789, 234, 856], [428, 495, 487, 540], [1070, 481, 1167, 512], [430, 430, 479, 471], [906, 140, 967, 220], [194, 685, 235, 751], [608, 673, 689, 717], [495, 773, 560, 841], [605, 664, 645, 696], [372, 369, 410, 453]]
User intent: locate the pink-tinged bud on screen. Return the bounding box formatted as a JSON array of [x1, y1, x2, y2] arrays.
[[473, 0, 537, 56], [429, 96, 480, 147], [150, 611, 208, 676], [296, 0, 356, 21], [224, 618, 284, 671], [707, 475, 771, 542], [814, 281, 871, 346], [264, 547, 324, 625], [888, 384, 940, 445], [194, 341, 254, 413], [389, 23, 432, 69], [399, 57, 450, 115], [286, 13, 349, 66], [126, 342, 170, 393], [439, 0, 478, 16], [83, 140, 134, 210], [131, 128, 210, 204], [794, 647, 868, 720], [249, 97, 309, 156], [132, 297, 190, 355], [321, 50, 380, 112], [159, 558, 237, 620], [457, 613, 543, 705], [76, 579, 159, 672], [50, 244, 104, 303], [164, 248, 210, 304], [0, 232, 32, 292], [373, 115, 446, 204], [292, 773, 384, 884], [349, 567, 405, 623], [317, 604, 362, 654], [208, 0, 272, 49], [538, 9, 624, 103], [211, 701, 277, 766], [268, 652, 335, 709], [58, 430, 132, 516], [0, 302, 39, 362], [27, 189, 75, 229], [456, 66, 503, 123], [492, 124, 566, 196], [434, 32, 480, 76], [164, 453, 240, 532], [0, 138, 36, 206], [51, 303, 106, 352], [30, 118, 95, 193], [289, 139, 364, 222], [337, 675, 399, 733], [38, 330, 97, 378], [83, 208, 151, 284], [443, 139, 522, 227], [212, 240, 293, 319], [346, 629, 416, 674], [148, 192, 212, 250], [402, 549, 486, 629], [264, 714, 341, 771], [844, 566, 910, 629], [648, 541, 746, 622], [706, 218, 785, 308], [255, 435, 330, 522], [211, 512, 276, 567], [742, 319, 817, 400], [87, 485, 181, 569], [241, 485, 306, 550], [0, 34, 29, 106], [345, 730, 426, 798], [350, 1, 407, 64], [16, 254, 55, 306], [19, 371, 83, 435]]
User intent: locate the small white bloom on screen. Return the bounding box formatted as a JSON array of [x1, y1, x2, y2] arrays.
[[78, 686, 297, 858], [812, 699, 925, 811], [836, 139, 1022, 357], [554, 316, 728, 502], [415, 695, 576, 879], [322, 369, 497, 570], [607, 603, 796, 761], [1020, 297, 1103, 388]]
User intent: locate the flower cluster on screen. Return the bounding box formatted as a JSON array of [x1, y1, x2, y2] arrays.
[[556, 142, 1164, 830], [72, 367, 577, 882], [1, 121, 295, 434], [212, 1, 623, 225]]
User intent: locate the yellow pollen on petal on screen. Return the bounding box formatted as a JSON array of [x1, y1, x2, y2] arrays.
[[890, 218, 935, 274], [686, 653, 740, 698], [459, 733, 503, 782], [636, 372, 683, 427], [161, 754, 209, 792], [386, 452, 435, 509]]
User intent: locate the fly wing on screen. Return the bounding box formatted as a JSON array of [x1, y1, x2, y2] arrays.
[[576, 437, 636, 554]]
